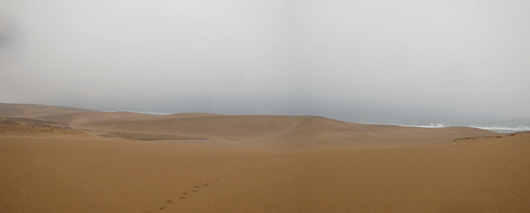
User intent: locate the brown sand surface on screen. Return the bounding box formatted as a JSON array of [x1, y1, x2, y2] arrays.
[[2, 103, 504, 150], [50, 112, 506, 150], [1, 104, 529, 212]]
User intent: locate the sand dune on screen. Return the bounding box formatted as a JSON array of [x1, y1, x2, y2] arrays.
[[1, 103, 529, 212], [73, 114, 502, 150]]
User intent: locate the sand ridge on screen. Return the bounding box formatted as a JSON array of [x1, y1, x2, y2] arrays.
[[3, 103, 505, 150], [1, 104, 504, 150]]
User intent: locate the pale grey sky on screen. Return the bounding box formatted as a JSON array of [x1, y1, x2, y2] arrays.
[[1, 0, 529, 121]]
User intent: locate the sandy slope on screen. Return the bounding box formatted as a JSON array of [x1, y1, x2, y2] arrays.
[[1, 133, 529, 213], [1, 104, 529, 212]]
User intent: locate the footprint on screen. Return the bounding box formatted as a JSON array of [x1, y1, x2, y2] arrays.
[[154, 176, 228, 210]]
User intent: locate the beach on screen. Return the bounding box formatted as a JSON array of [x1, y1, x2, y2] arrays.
[[1, 103, 529, 212]]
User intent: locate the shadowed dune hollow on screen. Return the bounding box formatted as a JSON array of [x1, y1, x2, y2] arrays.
[[1, 103, 529, 212]]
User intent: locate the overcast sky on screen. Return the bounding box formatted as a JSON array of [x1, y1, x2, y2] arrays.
[[1, 0, 529, 122]]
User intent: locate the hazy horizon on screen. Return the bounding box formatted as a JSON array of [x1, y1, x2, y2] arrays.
[[1, 0, 529, 121]]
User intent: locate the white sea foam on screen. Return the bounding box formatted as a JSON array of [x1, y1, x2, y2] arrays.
[[393, 124, 529, 133], [470, 126, 530, 133]]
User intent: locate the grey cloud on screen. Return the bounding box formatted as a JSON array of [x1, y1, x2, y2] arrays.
[[1, 0, 529, 121]]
